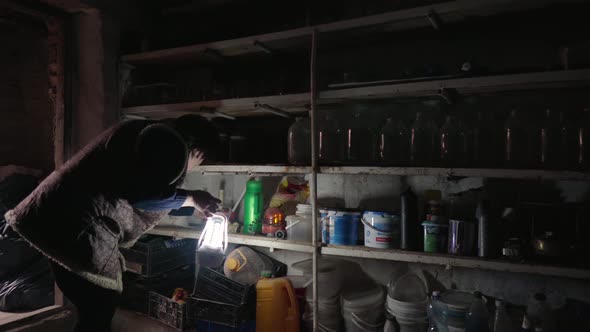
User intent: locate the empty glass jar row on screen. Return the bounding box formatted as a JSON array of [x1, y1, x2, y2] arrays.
[[288, 100, 590, 170]]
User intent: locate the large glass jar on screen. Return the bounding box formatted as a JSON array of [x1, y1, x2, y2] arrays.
[[318, 112, 345, 164], [471, 110, 502, 168], [578, 108, 590, 170], [410, 111, 438, 167], [343, 103, 378, 165], [288, 117, 311, 165], [504, 109, 530, 168], [539, 109, 561, 169], [440, 114, 468, 167], [379, 116, 410, 166]]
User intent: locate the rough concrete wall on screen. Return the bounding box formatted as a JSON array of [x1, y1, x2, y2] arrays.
[[0, 24, 54, 172]]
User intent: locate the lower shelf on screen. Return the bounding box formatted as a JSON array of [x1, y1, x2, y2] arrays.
[[146, 226, 590, 280], [323, 245, 590, 280], [147, 225, 314, 253]]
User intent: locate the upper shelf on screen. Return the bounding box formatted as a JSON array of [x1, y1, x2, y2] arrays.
[[186, 165, 590, 181], [122, 69, 590, 119], [122, 0, 582, 65]]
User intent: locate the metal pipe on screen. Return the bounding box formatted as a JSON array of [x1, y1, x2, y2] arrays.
[[309, 29, 319, 332], [255, 103, 294, 118]]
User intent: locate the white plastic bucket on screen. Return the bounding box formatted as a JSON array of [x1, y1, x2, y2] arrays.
[[362, 211, 400, 249], [342, 285, 386, 332]]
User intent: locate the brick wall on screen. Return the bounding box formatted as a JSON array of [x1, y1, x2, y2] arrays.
[[0, 23, 54, 172]]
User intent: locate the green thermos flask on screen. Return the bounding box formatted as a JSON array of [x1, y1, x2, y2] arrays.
[[243, 179, 263, 234]]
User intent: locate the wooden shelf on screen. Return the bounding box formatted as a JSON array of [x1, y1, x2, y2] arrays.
[[320, 69, 590, 102], [186, 165, 590, 181], [122, 92, 310, 119], [319, 167, 590, 181], [147, 225, 314, 253], [122, 69, 590, 119], [122, 0, 580, 65], [322, 245, 590, 280], [146, 226, 590, 279]]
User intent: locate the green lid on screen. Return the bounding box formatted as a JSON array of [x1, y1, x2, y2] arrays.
[[246, 180, 263, 193], [260, 270, 272, 278]]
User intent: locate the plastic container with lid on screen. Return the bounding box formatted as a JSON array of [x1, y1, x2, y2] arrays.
[[362, 211, 401, 249], [285, 204, 313, 243], [342, 284, 386, 332], [526, 293, 555, 332], [288, 117, 311, 165], [256, 275, 300, 332], [223, 246, 275, 286]]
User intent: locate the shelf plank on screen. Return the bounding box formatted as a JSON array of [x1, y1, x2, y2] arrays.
[[186, 165, 590, 181], [190, 165, 311, 175], [122, 92, 310, 119], [322, 245, 590, 279], [319, 69, 590, 102], [122, 69, 590, 119], [122, 0, 579, 64], [320, 167, 590, 181], [147, 226, 314, 253]]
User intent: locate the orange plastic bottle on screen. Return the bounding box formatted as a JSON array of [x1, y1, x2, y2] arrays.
[[256, 271, 300, 332]]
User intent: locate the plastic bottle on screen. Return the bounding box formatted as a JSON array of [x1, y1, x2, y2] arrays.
[[504, 109, 529, 168], [223, 246, 275, 285], [410, 111, 437, 166], [427, 291, 448, 332], [400, 187, 419, 250], [287, 117, 311, 165], [526, 293, 555, 332], [285, 204, 313, 242], [256, 272, 300, 332], [476, 199, 494, 258], [493, 300, 513, 332], [379, 117, 410, 166], [440, 114, 468, 167], [465, 291, 490, 332], [243, 179, 264, 234]]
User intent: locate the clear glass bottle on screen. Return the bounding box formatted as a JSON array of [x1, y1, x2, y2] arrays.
[[493, 300, 514, 332], [440, 114, 468, 167], [379, 117, 410, 166], [504, 109, 529, 168], [288, 117, 311, 165], [410, 111, 437, 166]]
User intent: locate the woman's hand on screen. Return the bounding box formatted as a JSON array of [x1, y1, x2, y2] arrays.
[[182, 190, 221, 216]]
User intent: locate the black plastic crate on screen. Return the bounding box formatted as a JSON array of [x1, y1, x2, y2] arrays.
[[193, 298, 254, 328], [121, 235, 196, 277], [121, 265, 195, 314], [148, 291, 197, 330], [194, 267, 254, 305]]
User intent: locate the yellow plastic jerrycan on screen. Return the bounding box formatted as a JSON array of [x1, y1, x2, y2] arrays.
[[256, 271, 300, 332]]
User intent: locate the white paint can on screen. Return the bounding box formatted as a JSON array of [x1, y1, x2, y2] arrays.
[[362, 211, 400, 249]]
